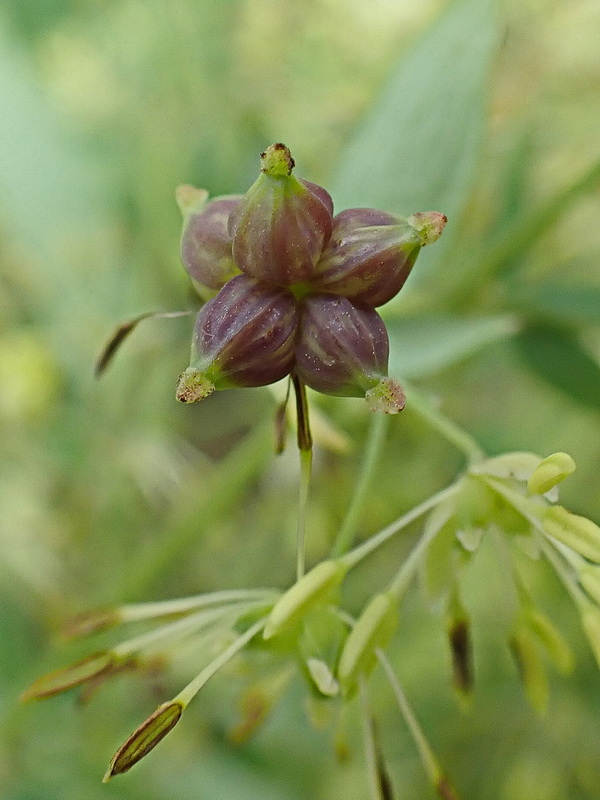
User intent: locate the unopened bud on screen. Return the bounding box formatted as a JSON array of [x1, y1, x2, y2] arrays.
[[103, 701, 183, 780], [542, 505, 600, 563], [295, 295, 404, 412], [263, 560, 346, 640], [337, 592, 398, 696], [527, 452, 576, 495], [176, 275, 298, 402], [21, 652, 116, 701], [177, 187, 242, 299], [230, 143, 333, 286]]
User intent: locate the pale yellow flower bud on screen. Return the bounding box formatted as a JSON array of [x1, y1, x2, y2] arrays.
[[263, 560, 346, 640], [543, 506, 600, 563], [527, 452, 576, 495], [337, 592, 398, 696]]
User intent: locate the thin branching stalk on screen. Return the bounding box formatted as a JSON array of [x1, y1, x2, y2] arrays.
[[174, 617, 267, 707], [118, 589, 280, 623], [405, 385, 484, 463], [342, 482, 461, 571], [331, 413, 391, 557], [359, 677, 386, 800], [377, 651, 458, 799]]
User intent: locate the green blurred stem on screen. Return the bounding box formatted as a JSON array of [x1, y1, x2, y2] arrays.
[[174, 616, 266, 707], [342, 482, 461, 571], [120, 421, 274, 601], [406, 385, 484, 463], [387, 495, 455, 600], [293, 376, 313, 580], [330, 413, 390, 558], [359, 678, 385, 800], [377, 650, 445, 791], [297, 447, 313, 581]]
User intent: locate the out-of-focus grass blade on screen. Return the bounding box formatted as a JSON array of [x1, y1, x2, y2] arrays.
[[516, 325, 600, 412], [387, 313, 519, 379], [511, 282, 600, 326], [330, 0, 500, 283], [444, 158, 600, 302]]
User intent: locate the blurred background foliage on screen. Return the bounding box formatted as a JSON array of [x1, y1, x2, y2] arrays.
[[1, 0, 600, 797]]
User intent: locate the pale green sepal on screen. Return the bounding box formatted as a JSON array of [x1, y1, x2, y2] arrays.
[[525, 608, 574, 674], [527, 452, 576, 495], [337, 592, 398, 696], [543, 506, 600, 563], [469, 452, 542, 481], [509, 628, 548, 715], [175, 185, 209, 217], [580, 604, 600, 669], [307, 658, 339, 697], [579, 564, 600, 605], [263, 560, 347, 640], [419, 501, 456, 606]]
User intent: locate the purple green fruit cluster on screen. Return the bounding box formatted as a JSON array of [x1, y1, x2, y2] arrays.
[[176, 143, 446, 413]]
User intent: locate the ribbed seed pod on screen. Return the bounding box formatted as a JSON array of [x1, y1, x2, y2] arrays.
[[295, 295, 405, 413], [176, 186, 242, 300], [229, 143, 333, 286], [312, 209, 447, 307], [176, 275, 298, 403]]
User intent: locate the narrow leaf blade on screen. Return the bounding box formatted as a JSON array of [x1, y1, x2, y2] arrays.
[[516, 325, 600, 411], [330, 0, 499, 282]]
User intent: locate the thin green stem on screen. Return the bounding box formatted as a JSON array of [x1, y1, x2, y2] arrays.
[[405, 385, 484, 463], [297, 446, 313, 581], [114, 601, 266, 659], [174, 617, 266, 707], [359, 678, 385, 800], [293, 376, 313, 581], [377, 650, 440, 784], [341, 482, 461, 571], [119, 588, 279, 623], [387, 501, 452, 600], [330, 413, 390, 558]]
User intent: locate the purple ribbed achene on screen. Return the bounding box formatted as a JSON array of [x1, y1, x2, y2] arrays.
[[191, 274, 299, 388], [312, 216, 422, 308], [180, 195, 242, 298], [229, 145, 333, 286], [295, 295, 389, 397]]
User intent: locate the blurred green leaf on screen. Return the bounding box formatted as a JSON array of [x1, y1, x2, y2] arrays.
[[511, 282, 600, 325], [330, 0, 499, 282], [387, 313, 518, 379], [0, 36, 106, 263], [516, 326, 600, 411], [444, 158, 600, 303]]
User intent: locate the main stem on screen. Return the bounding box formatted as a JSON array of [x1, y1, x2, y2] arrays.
[[293, 375, 313, 580]]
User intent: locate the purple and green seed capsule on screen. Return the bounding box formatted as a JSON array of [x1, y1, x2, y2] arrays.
[[176, 275, 299, 403], [229, 144, 333, 287]]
